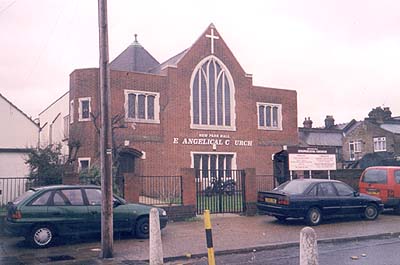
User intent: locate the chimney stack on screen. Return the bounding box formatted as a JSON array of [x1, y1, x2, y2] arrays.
[[303, 117, 313, 128], [324, 115, 335, 129]]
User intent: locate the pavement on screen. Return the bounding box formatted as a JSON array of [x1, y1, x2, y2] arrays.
[[1, 212, 400, 264]]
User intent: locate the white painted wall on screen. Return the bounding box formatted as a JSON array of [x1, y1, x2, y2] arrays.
[[0, 96, 38, 148], [0, 94, 39, 178], [39, 92, 70, 159], [0, 153, 30, 176]]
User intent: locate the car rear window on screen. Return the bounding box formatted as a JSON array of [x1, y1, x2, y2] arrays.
[[12, 190, 36, 204], [362, 169, 387, 184], [275, 181, 311, 194]]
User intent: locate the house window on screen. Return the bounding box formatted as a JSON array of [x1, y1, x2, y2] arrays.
[[63, 115, 69, 140], [124, 90, 160, 123], [190, 56, 236, 131], [257, 103, 282, 130], [49, 124, 53, 145], [349, 140, 362, 161], [373, 137, 386, 152], [78, 97, 91, 121], [78, 158, 90, 172], [70, 100, 74, 123], [192, 152, 236, 178]]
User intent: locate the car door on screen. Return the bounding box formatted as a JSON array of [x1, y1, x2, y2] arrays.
[[317, 182, 341, 216], [332, 182, 363, 215], [84, 188, 131, 233], [47, 188, 89, 235]]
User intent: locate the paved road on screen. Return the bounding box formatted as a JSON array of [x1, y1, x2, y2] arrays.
[[1, 212, 400, 264], [170, 237, 400, 265]]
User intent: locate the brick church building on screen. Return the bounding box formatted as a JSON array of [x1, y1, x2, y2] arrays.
[[69, 24, 298, 178]]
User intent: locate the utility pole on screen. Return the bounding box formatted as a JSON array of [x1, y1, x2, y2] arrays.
[[98, 0, 113, 258]]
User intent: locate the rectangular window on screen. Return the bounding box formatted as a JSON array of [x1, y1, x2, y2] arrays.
[[78, 97, 91, 121], [373, 137, 386, 152], [49, 124, 53, 145], [70, 100, 74, 123], [257, 102, 282, 130], [78, 158, 90, 172], [124, 90, 160, 123], [349, 140, 362, 161], [63, 115, 69, 140]]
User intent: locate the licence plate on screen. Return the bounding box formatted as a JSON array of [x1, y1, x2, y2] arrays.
[[368, 191, 380, 195], [265, 197, 277, 204]]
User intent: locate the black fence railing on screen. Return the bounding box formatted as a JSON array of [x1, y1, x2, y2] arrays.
[[0, 177, 41, 207], [256, 175, 275, 192], [196, 169, 245, 214], [138, 176, 183, 206]]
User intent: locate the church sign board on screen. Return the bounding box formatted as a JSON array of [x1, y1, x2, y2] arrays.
[[287, 146, 336, 171]]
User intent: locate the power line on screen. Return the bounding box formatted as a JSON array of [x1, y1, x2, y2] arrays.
[[0, 0, 16, 15]]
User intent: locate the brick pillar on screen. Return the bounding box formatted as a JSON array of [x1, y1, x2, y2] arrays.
[[62, 163, 79, 185], [180, 168, 196, 206], [124, 173, 140, 203], [244, 168, 257, 215]]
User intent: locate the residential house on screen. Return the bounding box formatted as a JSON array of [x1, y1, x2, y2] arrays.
[[38, 91, 70, 162], [0, 93, 39, 204]]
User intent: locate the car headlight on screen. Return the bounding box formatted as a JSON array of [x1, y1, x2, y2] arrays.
[[160, 209, 167, 216]]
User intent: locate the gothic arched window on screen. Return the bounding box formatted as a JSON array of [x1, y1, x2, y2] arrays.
[[190, 56, 235, 130]]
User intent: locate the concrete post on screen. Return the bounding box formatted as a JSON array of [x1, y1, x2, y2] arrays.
[[150, 208, 163, 265], [300, 227, 319, 265]]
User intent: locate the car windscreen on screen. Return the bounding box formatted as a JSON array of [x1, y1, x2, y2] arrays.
[[12, 190, 36, 204], [274, 181, 311, 194], [362, 169, 387, 184]]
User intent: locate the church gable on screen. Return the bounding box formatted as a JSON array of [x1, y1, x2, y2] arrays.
[[175, 24, 247, 77]]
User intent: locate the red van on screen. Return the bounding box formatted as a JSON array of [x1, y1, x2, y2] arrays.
[[359, 166, 400, 212]]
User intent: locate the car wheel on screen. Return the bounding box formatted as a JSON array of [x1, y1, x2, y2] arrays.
[[364, 204, 379, 220], [274, 216, 287, 222], [306, 207, 322, 226], [28, 224, 55, 248], [135, 217, 150, 239]]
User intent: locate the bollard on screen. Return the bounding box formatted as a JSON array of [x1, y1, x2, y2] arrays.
[[149, 208, 163, 265], [204, 210, 216, 265], [300, 227, 319, 265]]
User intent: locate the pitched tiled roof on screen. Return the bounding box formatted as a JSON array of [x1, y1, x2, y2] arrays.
[[299, 129, 343, 147], [380, 124, 400, 134], [149, 49, 188, 74], [110, 36, 160, 73]]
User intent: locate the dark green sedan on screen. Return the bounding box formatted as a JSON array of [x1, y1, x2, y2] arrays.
[[4, 185, 168, 248]]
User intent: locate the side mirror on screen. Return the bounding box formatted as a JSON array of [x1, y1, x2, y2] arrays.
[[113, 200, 121, 208], [353, 191, 360, 197]]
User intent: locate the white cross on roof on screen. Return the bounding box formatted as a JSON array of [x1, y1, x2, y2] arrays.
[[206, 28, 219, 54]]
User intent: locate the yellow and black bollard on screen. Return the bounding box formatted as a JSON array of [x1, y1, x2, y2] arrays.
[[204, 210, 216, 265]]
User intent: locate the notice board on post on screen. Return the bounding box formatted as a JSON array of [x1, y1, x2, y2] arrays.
[[287, 146, 336, 171]]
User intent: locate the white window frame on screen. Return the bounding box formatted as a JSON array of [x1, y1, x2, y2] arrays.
[[190, 55, 236, 131], [63, 115, 69, 140], [190, 151, 237, 170], [124, 90, 160, 124], [373, 137, 386, 152], [70, 100, 74, 124], [257, 102, 283, 131], [78, 157, 91, 172], [78, 97, 91, 122], [349, 140, 362, 153]]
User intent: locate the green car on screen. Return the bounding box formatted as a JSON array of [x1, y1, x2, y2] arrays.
[[4, 185, 168, 248]]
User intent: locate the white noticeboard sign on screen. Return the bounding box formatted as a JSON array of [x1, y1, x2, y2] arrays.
[[287, 147, 337, 171]]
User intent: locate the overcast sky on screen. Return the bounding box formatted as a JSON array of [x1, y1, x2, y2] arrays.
[[1, 0, 399, 126]]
